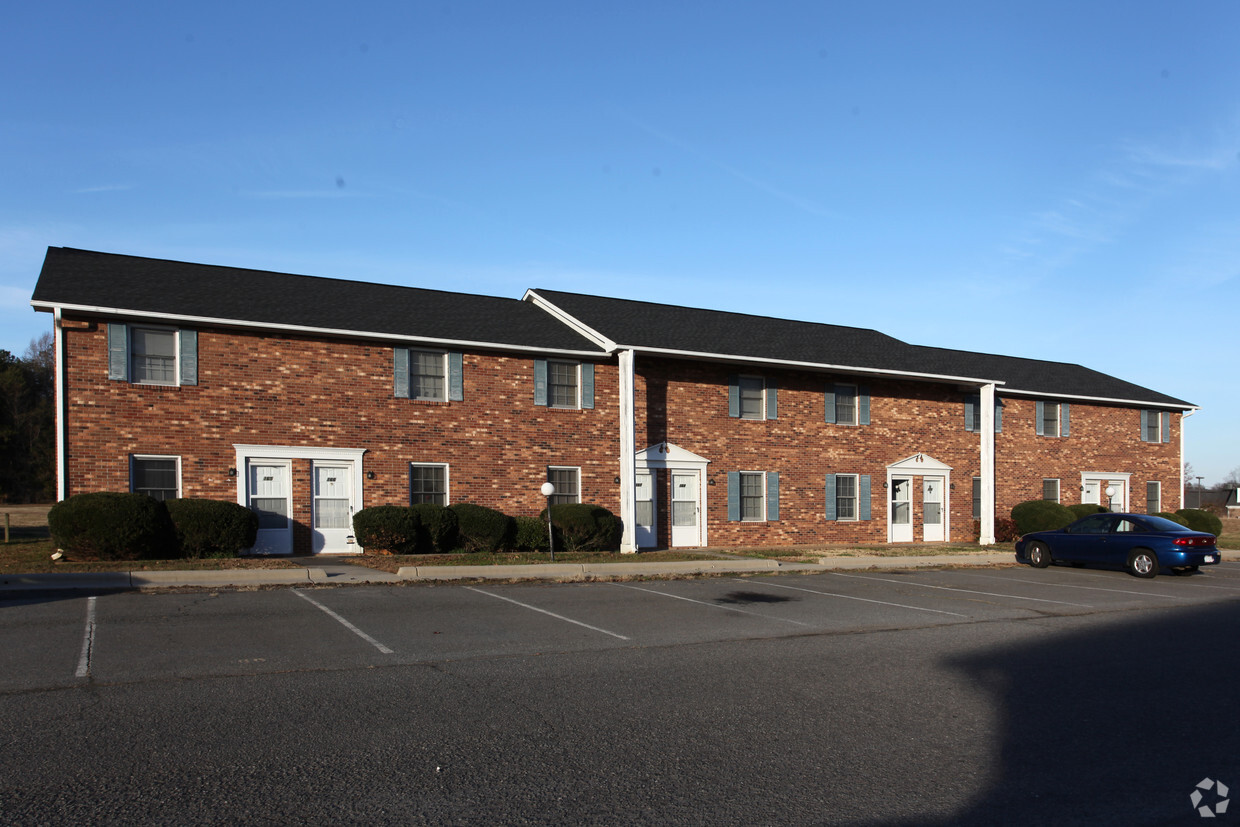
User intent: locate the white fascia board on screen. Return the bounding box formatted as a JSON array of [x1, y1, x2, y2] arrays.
[[1001, 387, 1196, 411], [522, 291, 618, 351], [31, 300, 608, 359], [614, 343, 1007, 387]]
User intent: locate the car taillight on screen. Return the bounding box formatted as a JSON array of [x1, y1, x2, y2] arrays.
[[1174, 536, 1214, 547]]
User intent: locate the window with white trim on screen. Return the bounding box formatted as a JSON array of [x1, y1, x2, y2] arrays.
[[739, 471, 765, 520], [410, 463, 448, 505], [547, 467, 580, 505], [108, 323, 197, 387], [835, 473, 858, 521], [1043, 478, 1060, 503], [1036, 401, 1068, 438], [410, 351, 447, 401], [972, 477, 982, 520], [738, 376, 765, 420], [1146, 481, 1161, 514], [549, 362, 580, 408], [1141, 410, 1170, 443], [835, 384, 858, 426], [131, 455, 180, 500]]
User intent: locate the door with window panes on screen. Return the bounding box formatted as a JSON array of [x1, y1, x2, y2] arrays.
[[312, 462, 354, 553], [249, 462, 292, 555]]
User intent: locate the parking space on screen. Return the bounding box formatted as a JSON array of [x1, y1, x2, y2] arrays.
[[3, 564, 1239, 692]]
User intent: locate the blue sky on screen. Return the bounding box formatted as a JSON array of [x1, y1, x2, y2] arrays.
[[3, 2, 1238, 487]]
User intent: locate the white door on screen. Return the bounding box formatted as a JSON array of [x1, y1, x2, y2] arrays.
[[312, 463, 354, 553], [923, 477, 944, 542], [249, 462, 292, 555], [890, 476, 913, 542], [1083, 481, 1100, 506], [671, 471, 701, 547], [1105, 481, 1125, 512], [634, 472, 656, 548]]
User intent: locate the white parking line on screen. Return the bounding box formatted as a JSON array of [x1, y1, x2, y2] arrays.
[[959, 572, 1190, 599], [75, 596, 97, 679], [742, 579, 969, 617], [466, 587, 631, 640], [830, 572, 1094, 607], [609, 583, 814, 627], [293, 590, 394, 654]]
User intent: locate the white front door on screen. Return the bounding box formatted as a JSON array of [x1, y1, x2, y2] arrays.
[[312, 462, 354, 553], [671, 471, 702, 547], [634, 472, 656, 548], [249, 462, 292, 555], [1083, 481, 1100, 505], [890, 476, 913, 542], [1105, 481, 1126, 512], [923, 476, 944, 542]]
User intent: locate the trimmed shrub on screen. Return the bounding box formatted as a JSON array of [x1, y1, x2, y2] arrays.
[[1010, 500, 1074, 536], [972, 518, 1018, 544], [165, 498, 258, 558], [545, 503, 622, 552], [352, 505, 421, 554], [410, 503, 459, 553], [1156, 511, 1188, 527], [1176, 508, 1223, 536], [48, 492, 177, 560], [451, 502, 514, 553], [513, 514, 550, 552], [1067, 503, 1108, 520]]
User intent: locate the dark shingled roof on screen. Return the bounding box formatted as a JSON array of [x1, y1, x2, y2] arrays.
[[31, 248, 604, 354], [529, 289, 1193, 408]]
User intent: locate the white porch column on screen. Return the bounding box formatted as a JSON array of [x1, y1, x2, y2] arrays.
[[618, 349, 638, 553], [979, 382, 996, 545]]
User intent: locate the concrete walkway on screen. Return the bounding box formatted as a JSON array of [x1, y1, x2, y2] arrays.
[[0, 551, 1017, 593]]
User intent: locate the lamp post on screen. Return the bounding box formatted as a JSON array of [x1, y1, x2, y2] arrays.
[[540, 482, 556, 561], [1196, 476, 1204, 509]]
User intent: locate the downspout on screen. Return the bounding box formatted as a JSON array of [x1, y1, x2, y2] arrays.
[[618, 349, 637, 553], [53, 307, 67, 501], [978, 383, 996, 545], [1180, 407, 1197, 509]]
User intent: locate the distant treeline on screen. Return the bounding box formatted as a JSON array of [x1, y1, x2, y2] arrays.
[[1, 332, 54, 503]]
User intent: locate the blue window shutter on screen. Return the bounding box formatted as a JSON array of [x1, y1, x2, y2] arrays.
[[728, 375, 739, 418], [824, 474, 837, 521], [393, 348, 410, 398], [965, 397, 975, 432], [859, 475, 872, 520], [448, 352, 464, 401], [859, 386, 871, 425], [1161, 411, 1170, 443], [1062, 403, 1070, 437], [178, 329, 197, 386], [995, 399, 1003, 433], [765, 378, 777, 420], [533, 359, 548, 406], [107, 323, 128, 381], [1140, 410, 1149, 442], [1035, 401, 1045, 436], [727, 472, 740, 521], [581, 362, 594, 409], [825, 385, 836, 423], [766, 472, 779, 521]]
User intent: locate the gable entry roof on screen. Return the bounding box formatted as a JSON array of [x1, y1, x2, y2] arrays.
[[31, 247, 1192, 409]]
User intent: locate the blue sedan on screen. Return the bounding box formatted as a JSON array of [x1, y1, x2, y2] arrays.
[[1014, 512, 1220, 578]]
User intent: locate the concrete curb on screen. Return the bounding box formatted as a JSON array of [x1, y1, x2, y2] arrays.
[[131, 569, 328, 587]]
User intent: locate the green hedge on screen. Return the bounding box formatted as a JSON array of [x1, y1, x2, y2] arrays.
[[352, 505, 421, 554], [1176, 508, 1223, 536], [1067, 503, 1107, 520], [544, 504, 622, 552], [48, 492, 177, 560], [1010, 500, 1074, 536], [514, 514, 550, 551], [1156, 511, 1188, 526], [165, 498, 258, 558], [451, 502, 514, 553], [410, 503, 459, 553]]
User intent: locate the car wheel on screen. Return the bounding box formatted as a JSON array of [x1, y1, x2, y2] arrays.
[[1126, 549, 1159, 579], [1027, 541, 1050, 568]]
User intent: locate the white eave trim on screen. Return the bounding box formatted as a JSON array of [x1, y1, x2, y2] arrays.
[[610, 343, 1007, 387], [522, 290, 618, 351], [31, 300, 609, 359], [1001, 387, 1196, 411]]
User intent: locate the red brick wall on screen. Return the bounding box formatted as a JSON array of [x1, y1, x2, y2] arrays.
[[61, 318, 620, 552]]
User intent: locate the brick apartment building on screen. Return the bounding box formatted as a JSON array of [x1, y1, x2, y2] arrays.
[[31, 247, 1193, 555]]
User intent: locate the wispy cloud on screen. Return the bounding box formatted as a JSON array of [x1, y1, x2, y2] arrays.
[[241, 189, 376, 200]]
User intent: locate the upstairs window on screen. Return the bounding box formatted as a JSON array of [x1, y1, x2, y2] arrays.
[[965, 395, 1004, 433], [729, 375, 776, 420], [826, 383, 869, 425], [549, 361, 579, 408], [1141, 410, 1170, 443], [1036, 401, 1069, 438], [534, 360, 594, 409], [108, 323, 197, 386], [394, 349, 463, 401]]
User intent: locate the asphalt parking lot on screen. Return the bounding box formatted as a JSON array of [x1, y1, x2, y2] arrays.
[[3, 562, 1239, 825]]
